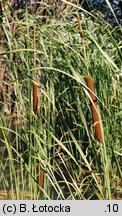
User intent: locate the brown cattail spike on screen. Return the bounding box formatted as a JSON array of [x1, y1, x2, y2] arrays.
[[39, 171, 44, 190], [86, 75, 96, 102], [86, 75, 103, 143], [91, 103, 103, 143], [33, 81, 38, 114]]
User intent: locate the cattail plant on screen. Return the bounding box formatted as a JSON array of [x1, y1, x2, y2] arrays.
[[33, 25, 44, 190], [76, 14, 103, 143], [86, 75, 103, 143], [33, 24, 38, 115]]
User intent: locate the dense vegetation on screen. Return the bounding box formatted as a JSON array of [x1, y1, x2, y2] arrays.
[[0, 0, 122, 199]]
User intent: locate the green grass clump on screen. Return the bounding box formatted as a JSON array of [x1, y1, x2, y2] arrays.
[[0, 1, 122, 200]]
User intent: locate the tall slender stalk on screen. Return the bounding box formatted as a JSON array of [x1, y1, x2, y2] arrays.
[[33, 25, 44, 193]]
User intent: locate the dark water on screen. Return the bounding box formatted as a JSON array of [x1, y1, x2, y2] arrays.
[[82, 0, 122, 25]]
